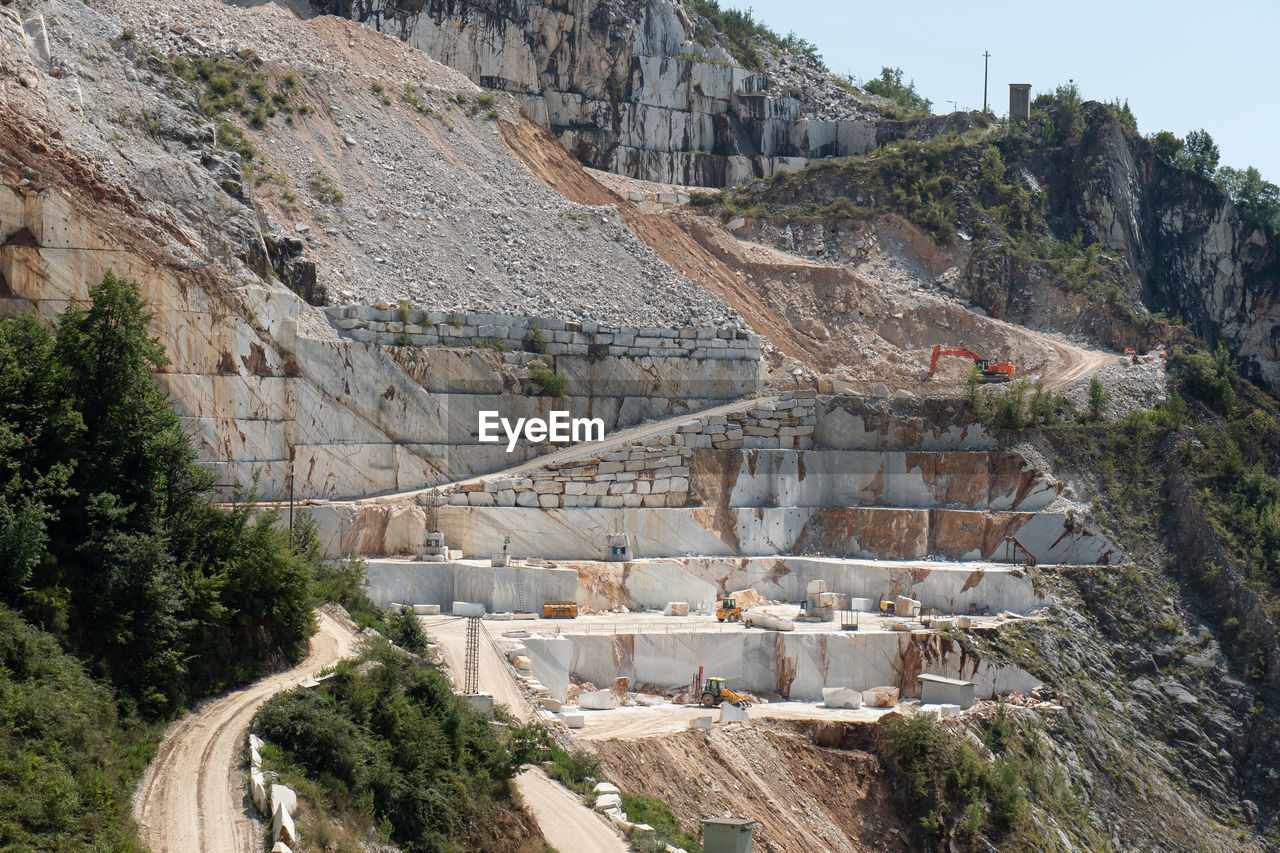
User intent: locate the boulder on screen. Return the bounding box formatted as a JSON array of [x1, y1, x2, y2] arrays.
[[862, 686, 900, 708], [577, 689, 618, 710], [822, 687, 861, 709], [719, 701, 749, 724], [594, 792, 623, 812]]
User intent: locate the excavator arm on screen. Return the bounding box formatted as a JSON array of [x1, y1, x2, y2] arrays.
[[929, 345, 984, 373], [929, 345, 1016, 382]]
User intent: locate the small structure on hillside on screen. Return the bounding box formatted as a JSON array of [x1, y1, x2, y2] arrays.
[[919, 673, 976, 709], [604, 532, 631, 562], [1009, 83, 1031, 122], [701, 817, 758, 853]]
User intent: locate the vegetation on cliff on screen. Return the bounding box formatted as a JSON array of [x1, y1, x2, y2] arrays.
[[0, 274, 324, 847], [0, 272, 318, 716], [0, 604, 161, 851]]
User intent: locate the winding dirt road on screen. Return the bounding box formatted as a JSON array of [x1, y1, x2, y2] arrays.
[[133, 608, 362, 853]]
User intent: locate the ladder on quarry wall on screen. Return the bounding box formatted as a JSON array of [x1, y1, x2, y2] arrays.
[[463, 616, 481, 694]]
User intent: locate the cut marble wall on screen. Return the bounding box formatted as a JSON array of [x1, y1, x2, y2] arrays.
[[526, 628, 1041, 700]]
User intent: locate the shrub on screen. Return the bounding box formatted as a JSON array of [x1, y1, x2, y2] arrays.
[[863, 66, 932, 113], [254, 645, 530, 852], [1180, 344, 1236, 413], [543, 746, 602, 794], [523, 326, 548, 354], [620, 793, 702, 852], [529, 366, 567, 397]]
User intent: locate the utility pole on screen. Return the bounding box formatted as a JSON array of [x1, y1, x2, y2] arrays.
[[982, 51, 990, 114]]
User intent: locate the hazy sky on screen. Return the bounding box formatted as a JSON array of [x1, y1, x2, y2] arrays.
[[730, 0, 1279, 178]]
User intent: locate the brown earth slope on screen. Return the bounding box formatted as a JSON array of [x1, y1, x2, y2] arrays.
[[590, 721, 911, 853], [500, 118, 1116, 393]]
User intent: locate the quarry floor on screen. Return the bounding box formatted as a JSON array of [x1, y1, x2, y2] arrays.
[[422, 609, 996, 732]]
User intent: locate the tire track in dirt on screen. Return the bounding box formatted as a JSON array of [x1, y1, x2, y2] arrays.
[[133, 608, 361, 853]]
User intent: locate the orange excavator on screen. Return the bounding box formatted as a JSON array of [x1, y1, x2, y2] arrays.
[[929, 345, 1016, 382]]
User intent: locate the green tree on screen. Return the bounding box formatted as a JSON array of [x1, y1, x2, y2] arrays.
[[0, 272, 320, 715], [1180, 129, 1220, 177], [1086, 375, 1110, 423], [1150, 130, 1184, 166], [53, 271, 188, 526], [1104, 98, 1137, 131], [1216, 165, 1280, 233], [863, 67, 932, 113], [1033, 84, 1085, 145], [0, 315, 77, 597]]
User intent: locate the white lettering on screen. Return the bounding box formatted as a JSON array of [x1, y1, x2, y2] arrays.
[[502, 417, 526, 453], [480, 411, 607, 452], [573, 416, 605, 443], [549, 410, 571, 443], [478, 411, 501, 443]]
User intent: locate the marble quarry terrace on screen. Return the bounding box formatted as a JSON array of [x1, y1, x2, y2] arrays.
[[263, 319, 1117, 713]]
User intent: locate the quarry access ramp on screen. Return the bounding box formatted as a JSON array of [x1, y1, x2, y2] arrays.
[[354, 391, 784, 505]]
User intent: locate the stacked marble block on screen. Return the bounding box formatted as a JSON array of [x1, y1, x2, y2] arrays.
[[248, 733, 299, 850], [326, 304, 762, 361]]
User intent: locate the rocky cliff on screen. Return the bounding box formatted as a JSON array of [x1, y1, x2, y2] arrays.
[[1062, 109, 1280, 390], [976, 106, 1280, 391], [718, 103, 1280, 394], [312, 0, 898, 186]]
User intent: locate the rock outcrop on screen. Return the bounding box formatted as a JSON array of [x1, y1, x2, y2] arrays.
[[314, 0, 886, 186]]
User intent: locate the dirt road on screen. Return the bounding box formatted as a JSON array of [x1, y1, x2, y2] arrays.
[[133, 608, 362, 853], [514, 767, 629, 853], [424, 616, 534, 721], [424, 618, 629, 850]]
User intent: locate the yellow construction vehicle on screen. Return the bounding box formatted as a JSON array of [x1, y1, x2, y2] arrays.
[[542, 601, 578, 619], [699, 676, 751, 707], [878, 600, 896, 616], [715, 597, 741, 622]]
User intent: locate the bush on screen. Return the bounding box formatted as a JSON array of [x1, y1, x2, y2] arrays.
[[543, 746, 602, 794], [863, 67, 932, 113], [1180, 344, 1236, 413], [883, 710, 1029, 843], [621, 793, 702, 852], [529, 366, 567, 397], [523, 326, 547, 354], [0, 604, 161, 850], [385, 606, 429, 653], [254, 644, 530, 852]]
